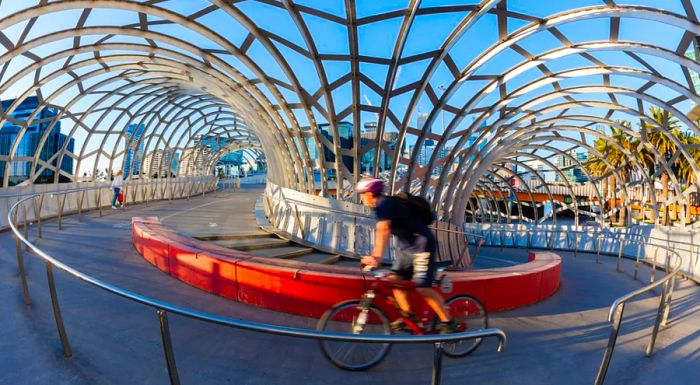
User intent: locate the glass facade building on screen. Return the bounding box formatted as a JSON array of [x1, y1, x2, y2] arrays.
[[123, 123, 145, 178], [0, 96, 74, 186]]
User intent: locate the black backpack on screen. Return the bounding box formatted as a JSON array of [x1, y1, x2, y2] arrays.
[[394, 191, 435, 226]]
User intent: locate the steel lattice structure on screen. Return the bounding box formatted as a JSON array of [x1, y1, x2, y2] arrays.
[[1, 0, 700, 227]]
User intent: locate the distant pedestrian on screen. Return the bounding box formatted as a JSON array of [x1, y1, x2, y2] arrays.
[[111, 170, 123, 209]]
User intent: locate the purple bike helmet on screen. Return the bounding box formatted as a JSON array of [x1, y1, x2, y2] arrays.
[[356, 177, 385, 194]]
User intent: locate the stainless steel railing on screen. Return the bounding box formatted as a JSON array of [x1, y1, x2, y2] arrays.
[[0, 176, 224, 230], [8, 186, 506, 385], [464, 224, 683, 385]]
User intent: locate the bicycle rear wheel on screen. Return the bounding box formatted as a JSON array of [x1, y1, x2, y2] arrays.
[[317, 300, 392, 370], [443, 294, 488, 357]]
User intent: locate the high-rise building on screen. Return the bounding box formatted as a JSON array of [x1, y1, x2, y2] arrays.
[[685, 48, 700, 92], [123, 123, 145, 177], [556, 149, 588, 183], [179, 146, 211, 176], [143, 149, 178, 177], [362, 121, 377, 139], [574, 152, 589, 183], [0, 96, 74, 186]]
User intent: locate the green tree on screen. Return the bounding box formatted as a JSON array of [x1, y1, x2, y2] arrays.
[[585, 128, 634, 225], [640, 107, 681, 225], [674, 131, 700, 224]]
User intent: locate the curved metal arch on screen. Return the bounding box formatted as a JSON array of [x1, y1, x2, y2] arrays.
[[1, 0, 698, 229], [1, 45, 290, 186], [0, 4, 319, 192], [1, 61, 238, 184], [430, 72, 699, 224], [449, 125, 659, 227], [420, 40, 700, 199], [407, 7, 700, 194]]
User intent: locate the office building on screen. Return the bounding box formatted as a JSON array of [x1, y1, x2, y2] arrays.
[[0, 96, 74, 186], [123, 123, 145, 177]]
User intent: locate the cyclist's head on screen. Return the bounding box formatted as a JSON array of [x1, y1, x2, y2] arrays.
[[357, 177, 385, 207]]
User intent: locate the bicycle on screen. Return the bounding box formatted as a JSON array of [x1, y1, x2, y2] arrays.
[[316, 262, 488, 370]]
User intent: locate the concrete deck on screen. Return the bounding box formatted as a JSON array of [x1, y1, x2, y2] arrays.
[[1, 186, 699, 385]]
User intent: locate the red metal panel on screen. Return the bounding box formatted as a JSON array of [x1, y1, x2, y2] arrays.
[[130, 217, 563, 316], [291, 269, 367, 317], [137, 228, 170, 271], [234, 257, 301, 313], [482, 272, 542, 311], [539, 261, 562, 300], [169, 249, 238, 300]]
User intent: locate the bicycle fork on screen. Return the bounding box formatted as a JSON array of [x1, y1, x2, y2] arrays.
[[353, 290, 375, 334]]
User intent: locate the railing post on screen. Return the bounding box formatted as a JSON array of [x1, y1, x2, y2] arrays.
[[661, 274, 675, 327], [594, 303, 626, 385], [97, 188, 103, 217], [650, 248, 658, 284], [616, 235, 624, 272], [574, 232, 579, 260], [23, 204, 29, 252], [157, 309, 181, 385], [34, 194, 44, 239], [430, 342, 444, 385], [645, 280, 669, 357], [56, 194, 65, 230], [46, 262, 72, 357], [13, 209, 31, 305], [76, 190, 84, 222], [634, 242, 642, 280], [596, 235, 602, 264]]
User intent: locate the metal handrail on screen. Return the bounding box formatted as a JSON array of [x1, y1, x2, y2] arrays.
[[463, 224, 684, 385], [0, 176, 214, 198], [1, 177, 221, 232], [8, 190, 506, 385], [272, 192, 486, 239]]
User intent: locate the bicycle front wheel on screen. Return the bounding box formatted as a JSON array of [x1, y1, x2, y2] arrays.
[[443, 294, 488, 357], [317, 300, 392, 370]]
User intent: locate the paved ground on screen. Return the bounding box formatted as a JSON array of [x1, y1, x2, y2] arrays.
[[1, 185, 699, 385]]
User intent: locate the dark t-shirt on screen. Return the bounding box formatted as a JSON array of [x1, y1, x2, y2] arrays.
[[374, 196, 435, 253]]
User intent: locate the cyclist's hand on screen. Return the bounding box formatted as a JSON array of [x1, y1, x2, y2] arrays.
[[361, 256, 379, 268]]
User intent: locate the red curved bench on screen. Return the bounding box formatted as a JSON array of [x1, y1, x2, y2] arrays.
[[132, 217, 561, 317]]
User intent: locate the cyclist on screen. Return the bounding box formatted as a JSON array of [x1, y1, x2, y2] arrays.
[[357, 177, 456, 333]]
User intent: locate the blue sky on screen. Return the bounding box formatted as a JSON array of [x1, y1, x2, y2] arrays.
[[1, 0, 699, 175]]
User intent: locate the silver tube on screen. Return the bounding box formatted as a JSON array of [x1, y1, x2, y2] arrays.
[[644, 280, 669, 357], [595, 303, 625, 385], [46, 262, 72, 357], [430, 343, 444, 385], [13, 208, 31, 305], [23, 205, 29, 252], [157, 309, 181, 385]]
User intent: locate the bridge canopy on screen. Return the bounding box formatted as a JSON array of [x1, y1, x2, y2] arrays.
[[1, 0, 699, 227]]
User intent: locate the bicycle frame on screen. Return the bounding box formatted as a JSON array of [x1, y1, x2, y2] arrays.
[[362, 274, 446, 335]]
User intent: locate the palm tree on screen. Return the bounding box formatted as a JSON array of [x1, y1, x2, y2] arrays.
[[640, 106, 681, 225], [674, 131, 700, 224], [585, 137, 612, 222], [608, 128, 639, 226], [585, 128, 635, 225]]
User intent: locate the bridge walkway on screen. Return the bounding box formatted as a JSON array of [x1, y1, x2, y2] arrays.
[[1, 185, 698, 385]]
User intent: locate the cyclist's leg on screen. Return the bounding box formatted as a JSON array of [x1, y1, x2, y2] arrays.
[[391, 241, 415, 314], [391, 288, 412, 313], [416, 287, 450, 322], [413, 249, 452, 323]]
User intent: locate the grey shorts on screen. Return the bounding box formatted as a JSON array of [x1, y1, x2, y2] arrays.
[[392, 235, 436, 288]]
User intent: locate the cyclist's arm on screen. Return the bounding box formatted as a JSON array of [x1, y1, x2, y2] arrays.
[[370, 219, 391, 264]]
